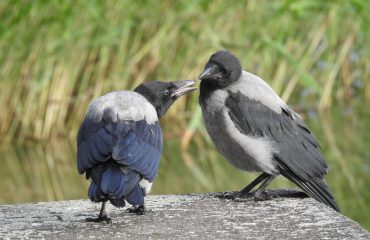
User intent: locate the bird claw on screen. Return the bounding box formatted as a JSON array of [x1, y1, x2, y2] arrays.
[[253, 191, 273, 201], [216, 191, 253, 200], [216, 191, 272, 202], [126, 205, 145, 215], [216, 191, 240, 199], [85, 215, 112, 224]]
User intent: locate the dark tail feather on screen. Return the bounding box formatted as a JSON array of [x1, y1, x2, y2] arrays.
[[101, 166, 126, 199], [311, 178, 340, 212], [88, 163, 143, 208], [278, 164, 340, 212], [88, 182, 106, 202]]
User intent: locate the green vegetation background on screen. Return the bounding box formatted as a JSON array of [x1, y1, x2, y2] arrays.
[[0, 0, 369, 230]]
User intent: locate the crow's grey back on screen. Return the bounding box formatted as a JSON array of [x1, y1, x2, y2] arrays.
[[230, 71, 287, 114], [86, 91, 158, 124]]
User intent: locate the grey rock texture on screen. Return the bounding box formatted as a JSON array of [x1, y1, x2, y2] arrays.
[[0, 191, 369, 240]]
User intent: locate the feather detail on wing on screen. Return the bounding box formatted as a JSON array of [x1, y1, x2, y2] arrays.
[[77, 94, 162, 206], [225, 91, 339, 211]]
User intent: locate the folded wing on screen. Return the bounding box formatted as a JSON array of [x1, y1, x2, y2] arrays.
[[77, 92, 162, 206], [225, 90, 339, 211]]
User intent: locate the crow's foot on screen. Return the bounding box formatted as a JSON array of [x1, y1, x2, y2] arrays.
[[217, 191, 272, 202], [126, 205, 145, 215], [215, 191, 234, 199], [216, 191, 254, 200], [85, 214, 112, 224], [253, 191, 273, 201]]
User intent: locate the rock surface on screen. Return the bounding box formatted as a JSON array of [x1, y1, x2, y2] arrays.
[[0, 191, 369, 239]]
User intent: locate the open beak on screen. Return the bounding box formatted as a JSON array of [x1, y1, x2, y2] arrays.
[[198, 64, 221, 81], [171, 80, 197, 97]]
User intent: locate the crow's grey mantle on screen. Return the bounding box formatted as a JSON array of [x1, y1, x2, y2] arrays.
[[0, 191, 369, 240]]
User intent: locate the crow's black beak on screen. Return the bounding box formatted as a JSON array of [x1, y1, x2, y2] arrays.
[[199, 64, 221, 81], [171, 80, 197, 97]]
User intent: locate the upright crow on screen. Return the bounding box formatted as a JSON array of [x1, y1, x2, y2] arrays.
[[198, 50, 339, 212], [77, 80, 196, 222]]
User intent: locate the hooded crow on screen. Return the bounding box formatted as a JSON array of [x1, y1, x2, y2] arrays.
[[77, 80, 196, 222], [198, 50, 339, 212]]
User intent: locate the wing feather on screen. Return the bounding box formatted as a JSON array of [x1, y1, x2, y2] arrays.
[[77, 100, 162, 206], [225, 91, 339, 211]]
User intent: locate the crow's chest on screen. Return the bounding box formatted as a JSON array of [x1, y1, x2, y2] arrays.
[[200, 104, 261, 172]]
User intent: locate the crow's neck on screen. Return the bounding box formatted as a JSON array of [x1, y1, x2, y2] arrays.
[[199, 80, 225, 103]]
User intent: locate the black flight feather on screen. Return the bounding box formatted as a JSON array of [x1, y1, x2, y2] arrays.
[[225, 91, 340, 212]]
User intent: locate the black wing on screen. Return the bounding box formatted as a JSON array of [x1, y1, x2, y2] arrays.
[[225, 91, 339, 211], [77, 117, 163, 181], [77, 115, 162, 206]]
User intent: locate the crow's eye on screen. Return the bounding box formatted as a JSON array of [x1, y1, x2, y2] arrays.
[[219, 66, 227, 74], [164, 89, 170, 96]]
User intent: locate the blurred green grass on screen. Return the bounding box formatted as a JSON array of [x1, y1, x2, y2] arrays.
[[0, 0, 369, 230]]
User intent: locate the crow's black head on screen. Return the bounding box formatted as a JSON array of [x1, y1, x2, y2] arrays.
[[199, 50, 242, 89], [135, 80, 196, 118]]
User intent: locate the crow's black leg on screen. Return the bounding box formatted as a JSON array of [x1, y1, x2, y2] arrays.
[[217, 172, 271, 199], [86, 201, 112, 223], [229, 174, 277, 202], [126, 205, 145, 215], [253, 175, 277, 200], [239, 172, 271, 196]]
